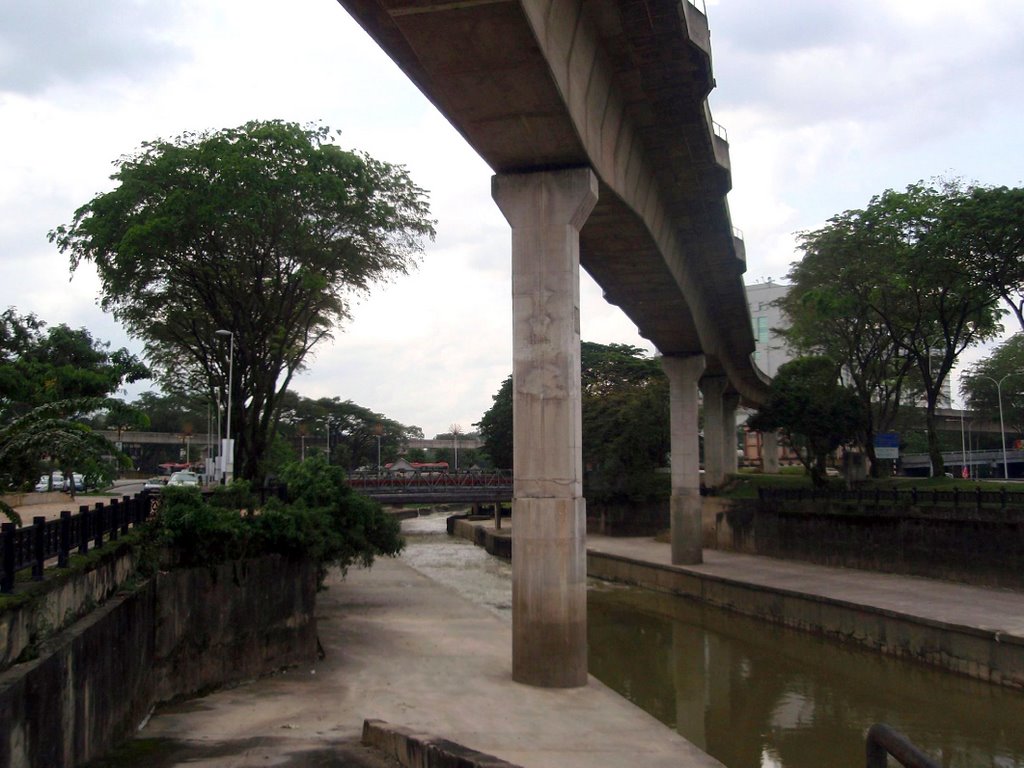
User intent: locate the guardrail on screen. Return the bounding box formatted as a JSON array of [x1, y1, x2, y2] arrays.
[[348, 471, 512, 491], [866, 723, 940, 768], [1, 494, 151, 593], [758, 485, 1024, 512]]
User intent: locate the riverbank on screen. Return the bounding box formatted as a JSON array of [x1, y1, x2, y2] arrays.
[[451, 516, 1024, 689], [98, 516, 724, 768]]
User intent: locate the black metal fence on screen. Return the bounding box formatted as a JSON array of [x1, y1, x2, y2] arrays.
[[1, 494, 151, 594], [758, 486, 1024, 512]]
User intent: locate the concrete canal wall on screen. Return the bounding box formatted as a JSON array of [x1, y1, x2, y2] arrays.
[[0, 550, 317, 768], [704, 497, 1024, 589], [449, 515, 1024, 690], [585, 549, 1024, 691]]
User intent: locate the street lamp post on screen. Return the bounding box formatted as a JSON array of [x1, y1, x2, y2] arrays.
[[215, 329, 234, 483], [980, 373, 1022, 480], [450, 423, 461, 473]]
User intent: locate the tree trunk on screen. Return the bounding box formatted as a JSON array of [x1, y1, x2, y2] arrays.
[[926, 405, 944, 477]]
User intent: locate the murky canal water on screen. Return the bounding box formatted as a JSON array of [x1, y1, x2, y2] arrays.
[[402, 515, 1024, 768]]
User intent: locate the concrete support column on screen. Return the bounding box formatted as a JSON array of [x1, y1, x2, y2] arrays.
[[723, 393, 739, 476], [762, 430, 780, 474], [701, 376, 727, 488], [662, 355, 705, 564], [492, 168, 598, 689]]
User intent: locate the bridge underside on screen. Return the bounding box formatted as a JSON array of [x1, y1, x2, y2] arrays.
[[335, 0, 767, 689], [337, 0, 767, 401]]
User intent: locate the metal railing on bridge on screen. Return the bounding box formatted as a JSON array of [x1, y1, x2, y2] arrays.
[[349, 471, 513, 505]]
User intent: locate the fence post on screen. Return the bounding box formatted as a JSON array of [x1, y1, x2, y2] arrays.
[[976, 486, 983, 513], [78, 504, 90, 555], [58, 510, 72, 568], [121, 496, 131, 535], [32, 516, 46, 581], [911, 487, 918, 506], [953, 487, 960, 510], [94, 502, 104, 549], [1, 522, 15, 593], [109, 498, 120, 541]]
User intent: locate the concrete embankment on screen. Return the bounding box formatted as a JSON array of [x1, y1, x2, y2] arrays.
[[451, 517, 1024, 690], [132, 543, 725, 768]]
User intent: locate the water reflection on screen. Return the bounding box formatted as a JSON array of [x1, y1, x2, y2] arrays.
[[401, 516, 1024, 768], [589, 583, 1024, 768]]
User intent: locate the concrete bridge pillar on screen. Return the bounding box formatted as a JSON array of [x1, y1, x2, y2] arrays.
[[701, 376, 727, 488], [492, 167, 598, 689], [762, 430, 780, 474], [701, 378, 739, 488], [723, 392, 739, 476], [663, 355, 705, 564]]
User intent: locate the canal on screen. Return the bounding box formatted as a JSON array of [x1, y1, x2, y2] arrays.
[[401, 514, 1024, 768]]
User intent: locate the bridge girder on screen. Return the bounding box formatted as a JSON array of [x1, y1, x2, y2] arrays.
[[335, 0, 769, 404]]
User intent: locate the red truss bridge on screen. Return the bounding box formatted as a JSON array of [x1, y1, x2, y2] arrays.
[[348, 471, 513, 505]]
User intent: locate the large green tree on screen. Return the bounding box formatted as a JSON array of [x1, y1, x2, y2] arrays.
[[474, 376, 512, 470], [0, 308, 148, 421], [790, 180, 1005, 476], [51, 120, 435, 483], [784, 222, 914, 475], [748, 357, 862, 487], [932, 186, 1024, 331]]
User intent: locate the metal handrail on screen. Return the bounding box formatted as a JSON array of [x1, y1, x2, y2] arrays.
[[732, 226, 744, 241], [1, 493, 152, 593], [712, 120, 728, 142], [685, 0, 707, 16], [866, 724, 940, 768]]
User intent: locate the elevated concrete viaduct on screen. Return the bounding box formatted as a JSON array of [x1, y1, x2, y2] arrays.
[[335, 0, 770, 688]]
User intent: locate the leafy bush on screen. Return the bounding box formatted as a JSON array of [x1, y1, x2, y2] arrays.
[[152, 456, 403, 580]]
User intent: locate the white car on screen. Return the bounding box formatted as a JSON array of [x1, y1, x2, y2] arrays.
[[167, 471, 200, 487], [34, 472, 65, 492], [143, 476, 168, 491]]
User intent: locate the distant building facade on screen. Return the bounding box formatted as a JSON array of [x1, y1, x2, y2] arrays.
[[746, 280, 794, 379]]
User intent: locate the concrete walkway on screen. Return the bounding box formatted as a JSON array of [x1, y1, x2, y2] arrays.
[[122, 541, 725, 768], [587, 534, 1024, 639]]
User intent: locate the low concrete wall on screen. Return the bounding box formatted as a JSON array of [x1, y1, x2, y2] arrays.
[[451, 518, 511, 560], [586, 550, 1024, 690], [0, 541, 140, 671], [0, 554, 317, 768], [586, 499, 669, 536], [710, 497, 1024, 589], [363, 719, 523, 768]]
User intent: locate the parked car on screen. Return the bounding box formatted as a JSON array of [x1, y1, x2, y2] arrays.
[[64, 473, 86, 492], [34, 472, 65, 492], [166, 471, 200, 487], [143, 476, 168, 492]]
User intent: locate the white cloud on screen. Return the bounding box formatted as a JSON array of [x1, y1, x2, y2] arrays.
[[2, 0, 1022, 434]]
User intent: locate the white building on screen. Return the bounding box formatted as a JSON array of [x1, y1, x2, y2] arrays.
[[746, 280, 794, 379]]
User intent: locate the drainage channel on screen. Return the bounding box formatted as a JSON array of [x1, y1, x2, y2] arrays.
[[401, 514, 1024, 768]]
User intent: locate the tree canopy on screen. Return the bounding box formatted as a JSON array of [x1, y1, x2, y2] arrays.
[[50, 120, 435, 482], [0, 307, 148, 421], [960, 334, 1024, 440], [784, 179, 1008, 476], [748, 357, 862, 487]]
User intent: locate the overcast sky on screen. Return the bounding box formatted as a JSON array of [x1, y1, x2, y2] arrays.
[[2, 0, 1022, 434]]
